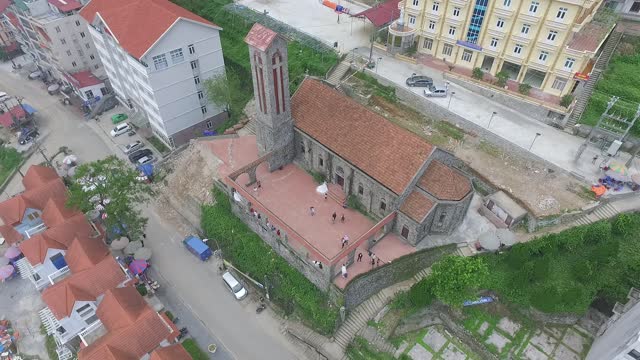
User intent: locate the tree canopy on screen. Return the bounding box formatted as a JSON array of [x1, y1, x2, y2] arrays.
[[67, 156, 154, 241], [428, 255, 489, 307]]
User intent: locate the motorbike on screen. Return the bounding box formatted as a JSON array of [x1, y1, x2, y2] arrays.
[[177, 327, 189, 340], [256, 297, 266, 314]]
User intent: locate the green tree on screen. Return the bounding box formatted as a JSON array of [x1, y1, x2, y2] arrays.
[[428, 255, 489, 306], [619, 235, 640, 273], [67, 156, 154, 241], [204, 69, 244, 118]]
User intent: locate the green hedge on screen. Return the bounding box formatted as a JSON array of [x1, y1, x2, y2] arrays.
[[202, 188, 338, 334], [0, 147, 21, 186], [181, 339, 208, 360]]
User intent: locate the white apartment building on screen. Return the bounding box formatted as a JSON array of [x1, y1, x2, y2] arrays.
[[9, 0, 103, 81], [80, 0, 227, 147]]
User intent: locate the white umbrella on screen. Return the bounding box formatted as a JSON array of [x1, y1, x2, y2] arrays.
[[478, 231, 500, 251], [124, 240, 143, 255], [316, 182, 328, 195], [110, 236, 130, 250], [134, 247, 152, 261], [496, 229, 516, 247], [62, 154, 78, 165]]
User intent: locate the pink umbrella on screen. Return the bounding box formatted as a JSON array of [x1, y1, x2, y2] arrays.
[[0, 265, 15, 281], [4, 246, 21, 260]]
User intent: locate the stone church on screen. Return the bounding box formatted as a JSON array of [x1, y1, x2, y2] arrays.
[[243, 23, 474, 246]]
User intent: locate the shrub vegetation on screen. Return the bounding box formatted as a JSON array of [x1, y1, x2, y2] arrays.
[[202, 188, 338, 334], [182, 339, 208, 360], [0, 147, 21, 185]]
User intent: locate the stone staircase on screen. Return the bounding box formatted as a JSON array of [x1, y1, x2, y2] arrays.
[[571, 202, 619, 226], [360, 326, 396, 354], [566, 29, 623, 128], [326, 61, 351, 87]]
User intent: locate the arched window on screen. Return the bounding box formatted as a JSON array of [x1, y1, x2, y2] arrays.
[[438, 211, 447, 224], [254, 52, 266, 114], [272, 51, 285, 114], [357, 184, 364, 195]]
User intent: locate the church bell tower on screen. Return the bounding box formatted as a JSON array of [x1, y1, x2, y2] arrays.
[[244, 23, 294, 170]]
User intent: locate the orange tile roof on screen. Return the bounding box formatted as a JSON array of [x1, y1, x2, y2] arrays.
[[400, 191, 435, 222], [22, 165, 59, 191], [79, 287, 172, 360], [41, 197, 80, 228], [417, 161, 472, 201], [97, 286, 149, 332], [44, 213, 94, 248], [21, 178, 68, 210], [65, 235, 109, 273], [245, 23, 278, 51], [0, 196, 29, 226], [80, 0, 219, 59], [0, 225, 22, 245], [292, 79, 433, 194], [42, 256, 126, 319], [150, 344, 191, 360], [19, 232, 66, 265]]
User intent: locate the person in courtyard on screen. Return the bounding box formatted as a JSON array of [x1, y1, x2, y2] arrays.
[[357, 253, 363, 262], [341, 264, 347, 278], [332, 212, 337, 223], [340, 214, 345, 223], [309, 206, 316, 216], [341, 234, 349, 248], [376, 258, 381, 267], [371, 253, 377, 267], [324, 193, 328, 200]]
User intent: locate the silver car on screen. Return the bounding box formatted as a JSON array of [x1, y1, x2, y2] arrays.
[[423, 86, 448, 98], [222, 271, 247, 300], [122, 140, 143, 154]]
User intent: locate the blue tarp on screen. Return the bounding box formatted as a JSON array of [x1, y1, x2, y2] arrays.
[[21, 103, 36, 115], [138, 163, 154, 177]]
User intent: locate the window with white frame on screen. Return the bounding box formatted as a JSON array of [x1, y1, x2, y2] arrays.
[[72, 61, 77, 67], [201, 105, 207, 114], [453, 7, 461, 16], [551, 76, 567, 90], [556, 7, 567, 19], [564, 57, 575, 69], [538, 50, 549, 62], [521, 24, 531, 35], [428, 20, 436, 30], [170, 48, 184, 64], [443, 43, 453, 56], [90, 54, 95, 60], [503, 0, 511, 7], [66, 50, 71, 56], [514, 44, 523, 54], [60, 38, 66, 45], [408, 15, 416, 25], [80, 31, 86, 38], [206, 120, 213, 128], [55, 26, 61, 33], [448, 26, 456, 36], [85, 43, 90, 49], [490, 37, 498, 48], [190, 60, 198, 70], [75, 20, 80, 26], [194, 75, 200, 85], [461, 49, 472, 62], [529, 1, 539, 13], [188, 44, 195, 54], [433, 1, 439, 11], [153, 54, 168, 70], [198, 90, 204, 100], [423, 38, 433, 50], [412, 0, 419, 6], [496, 18, 505, 28], [547, 30, 558, 41]]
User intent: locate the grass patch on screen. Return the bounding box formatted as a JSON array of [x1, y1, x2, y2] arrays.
[[202, 188, 338, 335], [146, 136, 170, 154], [353, 71, 397, 103], [0, 147, 22, 185], [346, 337, 395, 360], [477, 140, 503, 158], [435, 121, 464, 141], [181, 338, 208, 360]]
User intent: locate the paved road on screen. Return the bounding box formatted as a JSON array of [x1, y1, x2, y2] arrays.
[[0, 58, 301, 360]]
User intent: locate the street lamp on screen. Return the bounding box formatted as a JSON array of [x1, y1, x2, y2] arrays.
[[487, 111, 497, 128], [529, 132, 542, 151], [351, 47, 358, 64], [447, 92, 455, 110], [375, 57, 382, 74]]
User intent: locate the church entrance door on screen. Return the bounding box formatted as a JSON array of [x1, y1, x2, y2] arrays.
[[336, 174, 344, 187]]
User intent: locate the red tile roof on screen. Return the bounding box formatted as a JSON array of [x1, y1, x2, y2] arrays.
[[400, 191, 435, 222], [0, 0, 11, 15], [0, 225, 21, 245], [66, 71, 103, 89], [0, 196, 30, 226], [22, 165, 59, 191], [41, 197, 80, 228], [352, 0, 401, 27], [19, 233, 65, 265], [65, 235, 109, 273], [0, 104, 27, 127], [48, 0, 82, 12], [80, 0, 219, 59], [20, 213, 94, 264], [42, 256, 126, 319], [417, 161, 472, 201], [79, 286, 173, 360], [245, 23, 278, 52], [150, 344, 191, 360], [567, 21, 612, 53], [97, 286, 149, 332], [21, 178, 68, 210], [292, 78, 434, 194]]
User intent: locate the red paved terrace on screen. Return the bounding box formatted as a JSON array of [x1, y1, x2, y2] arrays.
[[204, 137, 415, 288]]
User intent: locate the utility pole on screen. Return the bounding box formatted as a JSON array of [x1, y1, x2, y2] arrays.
[[574, 96, 618, 162]]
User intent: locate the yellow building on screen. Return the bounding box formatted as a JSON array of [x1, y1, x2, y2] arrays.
[[391, 0, 613, 97]]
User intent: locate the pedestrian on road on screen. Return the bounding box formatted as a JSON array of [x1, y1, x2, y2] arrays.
[[376, 258, 381, 267], [310, 206, 316, 216], [592, 155, 599, 164], [371, 253, 377, 267], [357, 253, 363, 262], [340, 214, 345, 223], [341, 264, 347, 278], [332, 212, 337, 223]]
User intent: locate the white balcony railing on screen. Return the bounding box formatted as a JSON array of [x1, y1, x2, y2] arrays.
[[78, 320, 103, 346], [47, 266, 70, 285]]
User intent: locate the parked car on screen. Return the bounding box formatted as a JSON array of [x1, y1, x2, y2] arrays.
[[110, 122, 131, 137], [28, 71, 42, 80], [405, 75, 434, 87], [111, 113, 128, 124], [18, 128, 39, 145], [137, 156, 154, 165], [182, 235, 213, 261], [423, 86, 448, 97], [122, 140, 143, 154], [128, 149, 152, 163], [222, 271, 247, 300], [0, 92, 8, 101]]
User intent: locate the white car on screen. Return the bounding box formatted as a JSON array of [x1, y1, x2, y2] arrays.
[[0, 92, 8, 101], [123, 140, 143, 154], [423, 86, 448, 98], [137, 156, 154, 165], [110, 123, 131, 137], [222, 271, 247, 300]]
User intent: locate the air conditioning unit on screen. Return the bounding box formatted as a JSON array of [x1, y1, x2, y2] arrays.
[[606, 140, 622, 157]]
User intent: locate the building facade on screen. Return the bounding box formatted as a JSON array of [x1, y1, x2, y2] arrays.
[[8, 0, 103, 80], [80, 0, 228, 148], [0, 0, 18, 53], [393, 0, 613, 96], [606, 0, 640, 20]]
